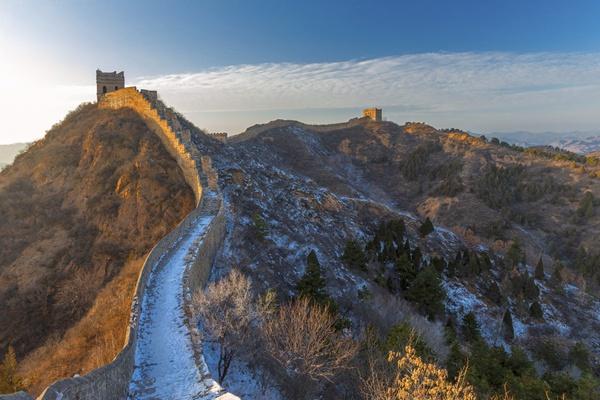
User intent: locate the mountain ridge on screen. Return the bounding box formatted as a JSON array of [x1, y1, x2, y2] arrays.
[[3, 102, 600, 399], [0, 103, 195, 394]]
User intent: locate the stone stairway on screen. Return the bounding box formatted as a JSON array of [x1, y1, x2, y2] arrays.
[[9, 88, 237, 400], [139, 90, 219, 191]]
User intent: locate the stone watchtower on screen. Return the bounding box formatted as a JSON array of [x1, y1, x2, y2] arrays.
[[362, 107, 382, 122], [96, 70, 125, 101]]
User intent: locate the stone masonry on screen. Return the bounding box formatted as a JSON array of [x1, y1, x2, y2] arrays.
[[362, 107, 382, 121], [0, 85, 234, 400], [208, 132, 228, 143], [96, 70, 125, 101]]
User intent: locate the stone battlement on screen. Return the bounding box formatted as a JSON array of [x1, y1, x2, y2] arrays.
[[96, 70, 125, 101], [5, 86, 236, 400], [362, 107, 382, 121], [99, 87, 204, 202], [208, 132, 228, 143]]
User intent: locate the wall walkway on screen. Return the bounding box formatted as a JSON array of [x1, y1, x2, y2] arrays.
[[2, 88, 232, 400]]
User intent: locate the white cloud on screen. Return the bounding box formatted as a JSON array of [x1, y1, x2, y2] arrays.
[[135, 52, 600, 134], [2, 52, 600, 143]]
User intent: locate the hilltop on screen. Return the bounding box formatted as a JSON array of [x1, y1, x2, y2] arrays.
[[0, 103, 195, 394], [228, 119, 600, 261], [197, 116, 600, 398]]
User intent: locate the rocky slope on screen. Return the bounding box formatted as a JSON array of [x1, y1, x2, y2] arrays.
[[229, 119, 600, 264], [4, 102, 600, 398], [182, 116, 600, 397], [0, 103, 195, 391]]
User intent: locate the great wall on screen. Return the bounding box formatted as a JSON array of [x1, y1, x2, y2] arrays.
[[0, 86, 237, 400]]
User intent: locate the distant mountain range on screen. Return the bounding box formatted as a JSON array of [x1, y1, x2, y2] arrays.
[[0, 142, 29, 168], [485, 131, 600, 154], [485, 131, 600, 152], [548, 136, 600, 155]]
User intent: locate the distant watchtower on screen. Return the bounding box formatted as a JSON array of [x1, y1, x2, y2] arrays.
[[96, 70, 125, 101], [362, 108, 382, 122]]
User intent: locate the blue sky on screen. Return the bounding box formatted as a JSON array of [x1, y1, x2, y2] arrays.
[[1, 0, 600, 143]]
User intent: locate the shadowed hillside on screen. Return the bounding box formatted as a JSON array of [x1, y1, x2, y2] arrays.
[[0, 103, 195, 393], [233, 119, 600, 267], [193, 117, 600, 399]]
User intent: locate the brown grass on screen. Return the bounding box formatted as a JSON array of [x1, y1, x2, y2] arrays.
[[18, 257, 143, 396]]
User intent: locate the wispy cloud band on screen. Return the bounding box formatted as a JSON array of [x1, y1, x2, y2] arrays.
[[137, 52, 600, 109], [3, 52, 600, 143], [134, 52, 600, 134]]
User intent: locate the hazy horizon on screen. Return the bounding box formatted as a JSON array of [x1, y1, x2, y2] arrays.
[[1, 1, 600, 144]]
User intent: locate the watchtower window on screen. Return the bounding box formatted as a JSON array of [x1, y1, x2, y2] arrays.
[[102, 86, 107, 94]]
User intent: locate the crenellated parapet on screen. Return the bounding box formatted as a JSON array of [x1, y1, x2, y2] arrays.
[[17, 87, 235, 400], [99, 87, 204, 204], [208, 132, 228, 143]]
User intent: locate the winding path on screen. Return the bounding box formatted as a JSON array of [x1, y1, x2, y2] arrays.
[[127, 196, 231, 400]]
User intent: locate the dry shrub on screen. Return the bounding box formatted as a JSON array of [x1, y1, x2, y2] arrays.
[[361, 344, 476, 400], [54, 268, 102, 321], [18, 257, 142, 396], [262, 297, 358, 398], [354, 289, 449, 362]]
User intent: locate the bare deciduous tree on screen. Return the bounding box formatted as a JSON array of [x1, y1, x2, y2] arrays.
[[261, 297, 358, 398], [192, 269, 259, 383]]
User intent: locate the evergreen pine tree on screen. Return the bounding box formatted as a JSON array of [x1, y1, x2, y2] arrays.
[[419, 217, 435, 237], [341, 239, 367, 271], [446, 341, 465, 380], [389, 219, 405, 246], [403, 238, 411, 255], [297, 250, 328, 304], [535, 257, 545, 280], [502, 309, 515, 341], [551, 260, 564, 286], [570, 342, 591, 372], [507, 239, 525, 266], [431, 256, 446, 274], [576, 191, 595, 220], [444, 317, 458, 341], [252, 212, 268, 240], [466, 251, 481, 276], [396, 253, 417, 290], [405, 265, 445, 319], [381, 237, 396, 263], [529, 301, 543, 320], [411, 246, 422, 269], [462, 312, 481, 342], [384, 322, 433, 361], [447, 258, 457, 278], [486, 281, 504, 305], [0, 346, 23, 394], [479, 252, 492, 272], [522, 274, 539, 300]]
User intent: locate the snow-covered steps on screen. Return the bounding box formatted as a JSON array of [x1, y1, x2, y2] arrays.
[[127, 211, 236, 400]]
